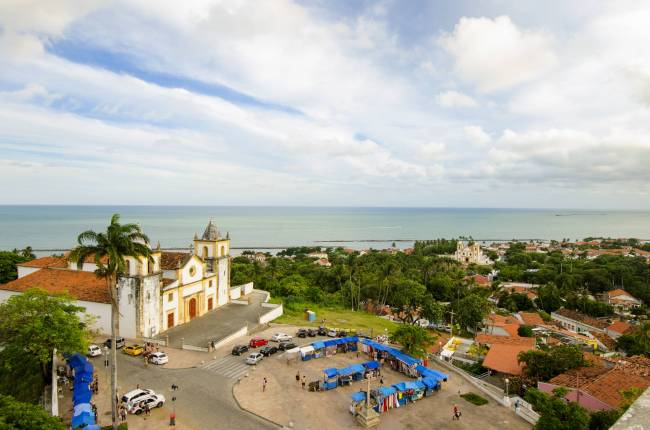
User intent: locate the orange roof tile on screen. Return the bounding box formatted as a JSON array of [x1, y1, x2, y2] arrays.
[[554, 308, 609, 329], [0, 268, 109, 304], [582, 368, 650, 408], [519, 312, 544, 326], [590, 331, 617, 350], [475, 334, 536, 348], [160, 251, 192, 270], [549, 366, 610, 388], [482, 343, 534, 375], [17, 256, 68, 268], [607, 320, 633, 335]]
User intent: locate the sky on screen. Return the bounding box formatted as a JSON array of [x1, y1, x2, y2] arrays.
[[1, 0, 650, 208]]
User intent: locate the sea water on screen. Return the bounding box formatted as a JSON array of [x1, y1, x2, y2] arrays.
[[1, 206, 650, 251]]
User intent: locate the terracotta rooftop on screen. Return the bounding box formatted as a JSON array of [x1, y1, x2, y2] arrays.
[[475, 334, 536, 348], [17, 256, 68, 268], [0, 268, 109, 304], [466, 274, 490, 286], [162, 278, 176, 287], [554, 308, 609, 329], [590, 331, 617, 350], [482, 343, 534, 375], [485, 314, 521, 336], [582, 368, 650, 408], [519, 311, 545, 326], [607, 320, 633, 335], [160, 251, 192, 270]]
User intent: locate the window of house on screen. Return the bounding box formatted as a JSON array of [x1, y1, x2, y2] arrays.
[[168, 292, 174, 302], [189, 266, 196, 276]]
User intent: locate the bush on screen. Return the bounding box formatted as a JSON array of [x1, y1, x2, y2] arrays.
[[518, 325, 534, 337], [101, 425, 128, 430], [460, 392, 488, 406]]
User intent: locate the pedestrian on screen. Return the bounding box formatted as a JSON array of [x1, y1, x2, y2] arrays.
[[169, 411, 176, 426], [295, 371, 300, 384], [452, 404, 461, 420], [263, 377, 267, 392], [514, 399, 520, 412], [144, 356, 149, 367], [301, 375, 306, 390], [145, 403, 151, 417], [356, 351, 359, 358], [380, 376, 384, 385], [120, 405, 127, 421]]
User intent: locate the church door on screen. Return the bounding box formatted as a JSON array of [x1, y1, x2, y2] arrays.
[[208, 297, 213, 311], [167, 312, 174, 329], [189, 298, 197, 319]]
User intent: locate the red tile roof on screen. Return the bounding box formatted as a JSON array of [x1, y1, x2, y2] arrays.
[[17, 256, 68, 268], [475, 334, 536, 348], [160, 252, 192, 270], [482, 343, 534, 375], [607, 320, 633, 335], [519, 312, 545, 326], [0, 268, 110, 304], [554, 308, 609, 329], [581, 368, 650, 408], [549, 366, 610, 388], [590, 331, 617, 350]]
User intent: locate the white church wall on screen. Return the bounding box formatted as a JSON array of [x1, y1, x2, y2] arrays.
[[141, 276, 160, 338], [118, 278, 137, 339], [217, 258, 229, 306]]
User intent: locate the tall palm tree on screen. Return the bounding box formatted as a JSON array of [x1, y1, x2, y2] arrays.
[[69, 214, 151, 430]]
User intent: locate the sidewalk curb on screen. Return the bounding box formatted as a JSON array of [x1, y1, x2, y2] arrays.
[[231, 383, 285, 429]]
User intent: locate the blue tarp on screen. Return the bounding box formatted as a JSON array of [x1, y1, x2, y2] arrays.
[[312, 341, 326, 349], [420, 377, 440, 389], [323, 368, 338, 378], [416, 365, 448, 381], [339, 364, 365, 376], [391, 351, 421, 367], [377, 386, 396, 397], [323, 339, 338, 347], [67, 353, 87, 369], [73, 403, 92, 416], [351, 391, 366, 402], [71, 412, 94, 428], [73, 389, 92, 405], [363, 360, 379, 369]]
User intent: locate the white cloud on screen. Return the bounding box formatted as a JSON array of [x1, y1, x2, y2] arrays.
[[439, 15, 557, 92], [437, 90, 477, 108], [464, 125, 491, 145]]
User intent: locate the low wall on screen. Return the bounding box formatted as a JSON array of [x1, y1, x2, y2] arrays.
[[241, 282, 254, 295], [230, 286, 242, 300], [254, 289, 270, 303], [230, 299, 249, 305], [259, 303, 283, 324], [182, 344, 208, 352], [212, 325, 248, 351]]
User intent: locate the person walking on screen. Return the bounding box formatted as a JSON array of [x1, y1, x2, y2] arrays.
[[263, 377, 267, 392], [144, 402, 151, 417], [120, 405, 127, 422], [295, 371, 300, 384], [301, 375, 306, 390], [169, 411, 176, 426], [452, 404, 461, 420]]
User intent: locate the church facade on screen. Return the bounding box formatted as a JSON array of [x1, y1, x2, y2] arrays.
[[0, 221, 232, 340]]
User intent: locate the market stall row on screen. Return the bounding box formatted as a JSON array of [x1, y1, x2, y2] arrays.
[[300, 336, 359, 361], [67, 353, 100, 430], [320, 361, 380, 391]]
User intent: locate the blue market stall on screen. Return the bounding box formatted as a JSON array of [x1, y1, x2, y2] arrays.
[[338, 363, 366, 385], [322, 367, 339, 390], [67, 352, 98, 429]]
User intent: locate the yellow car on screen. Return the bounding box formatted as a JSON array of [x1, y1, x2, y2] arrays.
[[123, 345, 144, 356]]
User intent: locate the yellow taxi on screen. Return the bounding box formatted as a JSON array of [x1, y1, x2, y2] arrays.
[[123, 344, 144, 356]]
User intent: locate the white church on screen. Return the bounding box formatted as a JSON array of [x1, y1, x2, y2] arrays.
[[0, 221, 240, 339]]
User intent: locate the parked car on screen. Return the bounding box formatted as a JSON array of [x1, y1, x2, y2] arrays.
[[260, 345, 279, 356], [232, 345, 249, 356], [245, 352, 264, 365], [249, 338, 268, 348], [148, 352, 168, 365], [271, 333, 292, 342], [326, 329, 338, 337], [128, 393, 165, 415], [121, 388, 154, 409], [278, 342, 297, 351], [87, 344, 102, 357], [296, 329, 308, 338], [104, 337, 125, 349], [123, 345, 144, 356], [317, 326, 327, 336], [307, 329, 317, 337]]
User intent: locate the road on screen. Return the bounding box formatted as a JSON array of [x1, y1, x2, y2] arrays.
[[117, 353, 277, 430]]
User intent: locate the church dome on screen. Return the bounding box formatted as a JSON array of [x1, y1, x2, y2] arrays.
[[202, 220, 219, 240]]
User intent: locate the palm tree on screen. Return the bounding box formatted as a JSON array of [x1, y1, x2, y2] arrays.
[[69, 214, 151, 430]]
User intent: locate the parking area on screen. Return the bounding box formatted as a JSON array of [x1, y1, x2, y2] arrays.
[[232, 325, 532, 430]]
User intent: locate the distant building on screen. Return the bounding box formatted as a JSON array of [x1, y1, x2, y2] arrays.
[[465, 274, 491, 287], [551, 308, 609, 334], [605, 289, 642, 313], [314, 258, 331, 267], [453, 241, 492, 265], [475, 334, 536, 376], [482, 314, 521, 337], [605, 320, 634, 339]]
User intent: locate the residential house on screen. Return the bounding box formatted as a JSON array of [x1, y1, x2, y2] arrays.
[[475, 334, 537, 376], [605, 289, 642, 313], [539, 356, 650, 412], [551, 308, 609, 334], [465, 274, 491, 287], [604, 320, 633, 340], [516, 311, 545, 327], [482, 314, 521, 337]]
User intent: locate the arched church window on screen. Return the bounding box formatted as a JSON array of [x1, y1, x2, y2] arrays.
[[203, 246, 209, 258], [220, 246, 225, 256]]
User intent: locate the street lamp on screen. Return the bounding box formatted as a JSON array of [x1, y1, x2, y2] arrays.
[[504, 378, 510, 398]]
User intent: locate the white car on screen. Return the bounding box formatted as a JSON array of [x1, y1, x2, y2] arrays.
[[121, 388, 154, 409], [128, 393, 165, 415], [149, 352, 168, 365], [245, 352, 264, 365], [271, 332, 292, 342], [327, 329, 338, 337], [88, 344, 102, 357]]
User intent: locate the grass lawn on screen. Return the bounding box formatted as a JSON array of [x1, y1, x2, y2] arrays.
[[274, 302, 398, 334], [461, 392, 489, 406]]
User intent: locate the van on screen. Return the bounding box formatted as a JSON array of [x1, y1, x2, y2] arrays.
[[104, 337, 126, 349]]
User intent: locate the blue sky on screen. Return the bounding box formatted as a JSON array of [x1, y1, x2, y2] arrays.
[[0, 0, 649, 208]]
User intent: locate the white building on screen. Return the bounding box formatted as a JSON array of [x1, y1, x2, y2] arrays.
[[0, 221, 233, 339]]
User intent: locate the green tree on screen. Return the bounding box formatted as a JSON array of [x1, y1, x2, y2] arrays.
[[518, 344, 587, 381], [453, 294, 490, 332], [525, 387, 590, 430], [616, 323, 650, 357], [0, 289, 91, 402], [391, 324, 435, 358], [518, 325, 534, 337], [69, 213, 151, 430], [0, 394, 65, 429], [0, 250, 34, 283]]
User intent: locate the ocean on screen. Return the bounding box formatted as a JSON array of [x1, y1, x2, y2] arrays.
[[1, 206, 650, 252]]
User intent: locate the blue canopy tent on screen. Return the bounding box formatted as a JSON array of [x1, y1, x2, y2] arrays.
[[67, 353, 87, 370], [373, 386, 398, 413], [339, 363, 366, 382], [322, 368, 338, 390], [421, 377, 441, 396], [391, 351, 421, 367], [351, 391, 366, 403], [71, 412, 94, 429], [72, 388, 92, 404], [362, 360, 379, 370], [67, 352, 96, 429], [73, 403, 92, 416], [416, 365, 448, 381]]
